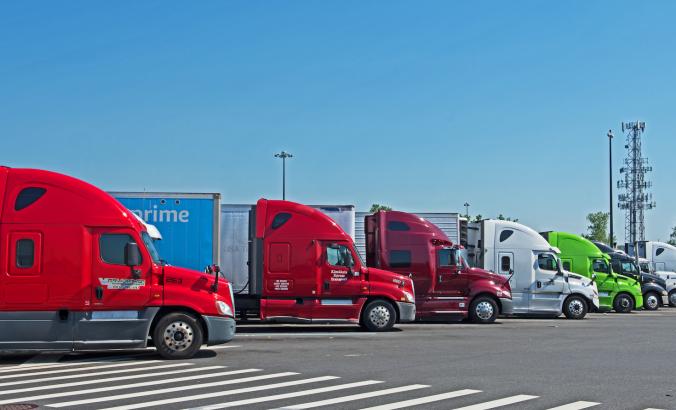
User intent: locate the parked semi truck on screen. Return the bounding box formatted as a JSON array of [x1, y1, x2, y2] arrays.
[[234, 199, 416, 331], [364, 210, 512, 323], [635, 241, 676, 273], [466, 220, 599, 319], [0, 167, 236, 359], [637, 257, 676, 307], [541, 232, 643, 313], [605, 250, 667, 310]]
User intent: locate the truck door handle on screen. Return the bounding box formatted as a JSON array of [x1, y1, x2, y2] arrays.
[[536, 281, 542, 288], [323, 281, 330, 291], [95, 286, 104, 300]]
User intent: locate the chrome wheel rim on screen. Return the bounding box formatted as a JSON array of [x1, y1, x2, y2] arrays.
[[569, 299, 584, 317], [369, 305, 391, 328], [476, 301, 494, 321], [646, 295, 658, 309], [620, 297, 631, 309], [163, 321, 194, 352], [670, 293, 676, 306]]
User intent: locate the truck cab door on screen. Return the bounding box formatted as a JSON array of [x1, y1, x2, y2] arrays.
[[531, 253, 565, 313], [497, 251, 527, 311], [77, 229, 153, 348], [317, 241, 363, 319], [434, 248, 468, 297], [591, 258, 613, 307]]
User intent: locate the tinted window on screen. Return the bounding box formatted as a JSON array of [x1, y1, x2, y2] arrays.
[[499, 230, 514, 242], [501, 256, 511, 272], [592, 259, 609, 273], [271, 213, 292, 229], [656, 248, 665, 256], [100, 234, 138, 265], [16, 239, 35, 268], [562, 261, 572, 271], [326, 244, 354, 267], [15, 187, 47, 211], [438, 249, 452, 267], [538, 254, 557, 271], [387, 221, 410, 231], [389, 250, 411, 268]]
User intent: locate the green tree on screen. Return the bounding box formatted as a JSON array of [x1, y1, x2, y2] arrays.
[[582, 211, 612, 243], [497, 214, 519, 222], [369, 203, 392, 213], [472, 214, 483, 223], [668, 226, 676, 246]]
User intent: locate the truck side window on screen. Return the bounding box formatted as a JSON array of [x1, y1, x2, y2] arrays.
[[387, 221, 410, 231], [501, 256, 511, 272], [326, 244, 354, 267], [537, 254, 557, 272], [438, 249, 452, 267], [16, 239, 35, 268], [389, 250, 411, 268], [562, 261, 571, 271], [592, 259, 608, 273], [271, 213, 292, 229], [656, 248, 665, 256], [15, 187, 47, 211], [499, 230, 513, 242], [100, 234, 140, 265]]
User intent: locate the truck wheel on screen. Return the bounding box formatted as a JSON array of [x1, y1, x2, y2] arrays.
[[669, 290, 676, 307], [644, 292, 660, 311], [360, 300, 396, 332], [469, 296, 498, 324], [563, 295, 588, 320], [613, 294, 634, 313], [153, 312, 204, 360]]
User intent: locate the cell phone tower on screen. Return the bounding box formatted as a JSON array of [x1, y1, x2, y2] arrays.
[[617, 121, 655, 245]]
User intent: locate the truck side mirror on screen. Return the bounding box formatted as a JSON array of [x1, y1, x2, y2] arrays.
[[125, 242, 142, 267]]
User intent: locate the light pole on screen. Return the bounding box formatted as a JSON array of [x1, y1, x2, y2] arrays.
[[607, 130, 614, 247], [463, 202, 470, 219], [274, 151, 293, 200]]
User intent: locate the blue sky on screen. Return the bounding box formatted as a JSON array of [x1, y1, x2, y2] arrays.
[[2, 1, 675, 241]]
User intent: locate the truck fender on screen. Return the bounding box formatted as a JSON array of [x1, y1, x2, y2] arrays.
[[471, 293, 502, 314], [358, 297, 399, 323]]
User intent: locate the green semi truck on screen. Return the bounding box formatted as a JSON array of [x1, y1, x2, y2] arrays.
[[541, 231, 643, 312]]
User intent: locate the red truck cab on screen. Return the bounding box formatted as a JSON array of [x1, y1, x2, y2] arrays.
[[0, 167, 235, 359], [235, 199, 416, 331], [365, 211, 512, 323]]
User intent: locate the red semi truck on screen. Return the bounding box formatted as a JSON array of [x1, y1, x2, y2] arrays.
[[235, 199, 416, 331], [0, 167, 236, 359], [365, 211, 512, 323]]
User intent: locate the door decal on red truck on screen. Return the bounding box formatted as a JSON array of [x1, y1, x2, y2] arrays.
[[99, 278, 146, 290]]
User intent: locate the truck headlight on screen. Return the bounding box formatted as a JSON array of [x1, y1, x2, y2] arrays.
[[216, 300, 234, 317], [402, 291, 414, 303]]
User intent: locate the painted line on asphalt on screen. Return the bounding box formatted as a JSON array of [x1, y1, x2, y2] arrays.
[[275, 384, 429, 409], [0, 364, 219, 396], [360, 389, 481, 410], [0, 368, 261, 405], [0, 362, 193, 388], [0, 360, 161, 379], [96, 376, 340, 410], [0, 355, 141, 373], [452, 394, 539, 410], [547, 401, 600, 410], [235, 333, 377, 337], [192, 380, 384, 409], [48, 372, 300, 408]]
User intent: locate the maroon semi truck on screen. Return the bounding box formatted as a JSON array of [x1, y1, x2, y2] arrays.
[[365, 211, 512, 323]]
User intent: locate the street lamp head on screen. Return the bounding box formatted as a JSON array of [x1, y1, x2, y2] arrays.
[[607, 130, 614, 139], [275, 151, 293, 159]]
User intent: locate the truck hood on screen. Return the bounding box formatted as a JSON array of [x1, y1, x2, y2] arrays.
[[464, 267, 509, 285], [162, 265, 233, 301], [365, 266, 415, 295]]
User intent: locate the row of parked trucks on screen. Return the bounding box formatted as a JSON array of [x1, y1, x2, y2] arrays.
[[1, 167, 672, 359]]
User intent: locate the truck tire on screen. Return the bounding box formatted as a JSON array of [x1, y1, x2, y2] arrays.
[[468, 296, 498, 324], [669, 290, 676, 307], [643, 292, 660, 311], [153, 312, 204, 360], [613, 293, 634, 313], [360, 300, 397, 332], [563, 295, 588, 320]]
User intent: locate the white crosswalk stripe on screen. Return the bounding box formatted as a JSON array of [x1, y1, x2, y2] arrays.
[[0, 360, 161, 378], [0, 365, 225, 397], [360, 389, 482, 410], [48, 372, 301, 408], [189, 380, 384, 409], [0, 362, 192, 388], [452, 394, 539, 410], [546, 401, 601, 410], [0, 355, 138, 373], [97, 376, 340, 410], [275, 384, 430, 409]]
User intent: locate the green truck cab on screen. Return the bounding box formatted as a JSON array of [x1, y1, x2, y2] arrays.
[[541, 232, 643, 312]]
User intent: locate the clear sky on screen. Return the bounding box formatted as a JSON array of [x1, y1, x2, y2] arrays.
[[2, 1, 675, 242]]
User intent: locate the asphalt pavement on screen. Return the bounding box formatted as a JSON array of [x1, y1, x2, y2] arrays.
[[1, 309, 675, 410]]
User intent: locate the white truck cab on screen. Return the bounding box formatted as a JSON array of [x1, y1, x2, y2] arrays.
[[466, 220, 599, 319], [638, 256, 676, 306]]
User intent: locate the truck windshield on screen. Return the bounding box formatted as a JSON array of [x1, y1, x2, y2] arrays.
[[141, 232, 162, 264]]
